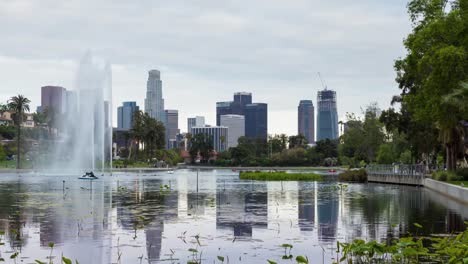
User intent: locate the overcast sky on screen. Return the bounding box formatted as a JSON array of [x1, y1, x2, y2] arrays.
[[0, 0, 411, 135]]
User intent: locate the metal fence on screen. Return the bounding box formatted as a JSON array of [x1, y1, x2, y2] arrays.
[[366, 164, 428, 176]]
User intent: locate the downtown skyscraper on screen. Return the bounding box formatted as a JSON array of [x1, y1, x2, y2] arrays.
[[40, 86, 67, 114], [117, 101, 139, 130], [165, 109, 180, 149], [144, 69, 166, 125], [216, 92, 267, 140], [298, 100, 315, 143], [317, 89, 338, 140]]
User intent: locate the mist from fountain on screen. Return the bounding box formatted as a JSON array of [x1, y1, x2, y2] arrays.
[[45, 52, 113, 173]]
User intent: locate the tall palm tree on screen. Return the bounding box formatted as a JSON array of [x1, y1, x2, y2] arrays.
[[8, 95, 30, 169]]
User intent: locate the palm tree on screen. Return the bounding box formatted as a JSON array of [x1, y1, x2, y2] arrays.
[[8, 95, 30, 169]]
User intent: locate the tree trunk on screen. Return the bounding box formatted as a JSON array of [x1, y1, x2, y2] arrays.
[[451, 144, 457, 170], [446, 143, 457, 171], [16, 124, 20, 169]]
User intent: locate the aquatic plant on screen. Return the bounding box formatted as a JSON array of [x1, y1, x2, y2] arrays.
[[296, 255, 309, 263], [281, 243, 293, 259], [338, 169, 367, 182], [239, 171, 322, 181], [335, 223, 468, 263], [48, 242, 54, 264]]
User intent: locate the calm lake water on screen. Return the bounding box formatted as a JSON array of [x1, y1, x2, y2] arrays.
[[0, 169, 466, 264]]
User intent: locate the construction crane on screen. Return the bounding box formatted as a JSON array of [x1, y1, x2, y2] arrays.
[[317, 72, 327, 90]]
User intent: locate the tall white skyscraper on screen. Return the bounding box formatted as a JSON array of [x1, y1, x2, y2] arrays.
[[144, 69, 166, 125], [220, 114, 245, 148]]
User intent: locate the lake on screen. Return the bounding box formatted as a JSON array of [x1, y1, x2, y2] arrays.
[[0, 169, 466, 263]]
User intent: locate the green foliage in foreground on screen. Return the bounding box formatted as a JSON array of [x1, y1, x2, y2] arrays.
[[239, 171, 322, 181], [336, 223, 468, 264], [338, 169, 367, 182]]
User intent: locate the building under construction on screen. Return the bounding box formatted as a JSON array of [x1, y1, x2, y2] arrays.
[[317, 89, 338, 141]]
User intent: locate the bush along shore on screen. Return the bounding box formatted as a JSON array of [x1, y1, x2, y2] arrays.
[[338, 169, 367, 182], [239, 171, 322, 181]]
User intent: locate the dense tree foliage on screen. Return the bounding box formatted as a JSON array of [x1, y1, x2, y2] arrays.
[[189, 133, 214, 163], [129, 110, 166, 160], [393, 0, 468, 170], [213, 135, 338, 167], [0, 125, 16, 140], [288, 134, 308, 149], [113, 111, 180, 167]]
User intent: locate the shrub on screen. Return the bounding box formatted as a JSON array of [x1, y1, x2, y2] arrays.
[[435, 171, 448, 181], [338, 169, 367, 182], [433, 171, 463, 182], [456, 168, 468, 180], [448, 172, 463, 181]]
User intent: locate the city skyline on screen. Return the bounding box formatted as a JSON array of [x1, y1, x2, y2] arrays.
[[0, 0, 411, 136]]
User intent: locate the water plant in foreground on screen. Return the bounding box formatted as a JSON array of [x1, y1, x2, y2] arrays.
[[335, 223, 468, 263], [239, 171, 322, 181]]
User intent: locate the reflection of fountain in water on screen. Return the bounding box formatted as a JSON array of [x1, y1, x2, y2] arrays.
[[49, 52, 112, 172]]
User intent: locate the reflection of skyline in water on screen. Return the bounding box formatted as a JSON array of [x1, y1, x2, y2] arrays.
[[217, 190, 268, 237], [0, 170, 466, 263]]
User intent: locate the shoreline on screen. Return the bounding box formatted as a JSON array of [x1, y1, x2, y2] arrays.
[[0, 166, 343, 173], [180, 165, 342, 171]]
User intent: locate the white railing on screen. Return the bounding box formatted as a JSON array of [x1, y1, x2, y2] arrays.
[[366, 164, 429, 176]]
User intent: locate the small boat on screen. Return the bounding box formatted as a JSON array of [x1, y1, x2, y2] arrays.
[[167, 170, 174, 174], [328, 169, 337, 173], [79, 171, 99, 180]]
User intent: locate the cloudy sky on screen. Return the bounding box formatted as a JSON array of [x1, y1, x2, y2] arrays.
[[0, 0, 411, 135]]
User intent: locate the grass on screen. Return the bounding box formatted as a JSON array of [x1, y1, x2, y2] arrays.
[[0, 160, 16, 168], [239, 171, 322, 181], [0, 159, 33, 169], [113, 160, 153, 168], [447, 181, 468, 188]]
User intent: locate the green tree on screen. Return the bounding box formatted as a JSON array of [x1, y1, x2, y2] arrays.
[[0, 102, 9, 115], [380, 107, 439, 163], [0, 125, 16, 140], [339, 105, 385, 164], [399, 150, 413, 164], [189, 133, 214, 163], [7, 95, 30, 169], [395, 0, 468, 170], [32, 111, 47, 126], [130, 111, 165, 160], [376, 144, 394, 164], [339, 113, 366, 166], [268, 134, 287, 153], [361, 104, 385, 162], [316, 139, 338, 160], [229, 145, 251, 165], [288, 134, 308, 149]]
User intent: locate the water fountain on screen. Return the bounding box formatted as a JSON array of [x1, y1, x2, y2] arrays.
[[47, 52, 113, 172]]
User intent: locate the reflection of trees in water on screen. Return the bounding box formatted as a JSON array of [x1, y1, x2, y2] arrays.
[[0, 182, 29, 249], [113, 179, 178, 263], [345, 184, 466, 242]]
